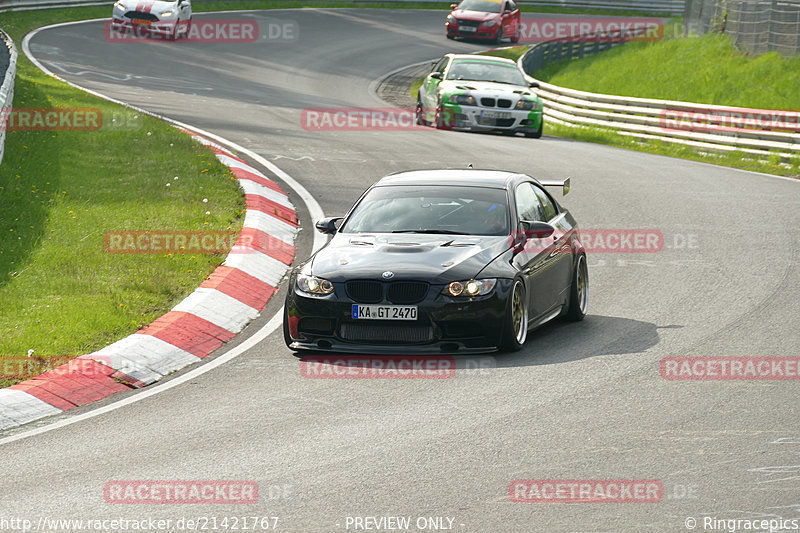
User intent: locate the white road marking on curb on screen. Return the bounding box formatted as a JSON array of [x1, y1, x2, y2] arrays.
[[237, 178, 297, 210], [243, 210, 298, 246], [172, 288, 260, 333], [0, 390, 63, 431], [223, 251, 289, 288], [83, 334, 201, 386], [1, 21, 327, 445]]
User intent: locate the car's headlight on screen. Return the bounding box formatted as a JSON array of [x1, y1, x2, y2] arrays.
[[450, 94, 476, 105], [297, 274, 335, 295], [515, 99, 539, 110], [160, 10, 175, 16], [447, 15, 454, 21], [484, 20, 497, 27], [445, 278, 497, 297]]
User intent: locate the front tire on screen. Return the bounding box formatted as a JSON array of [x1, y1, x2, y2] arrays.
[[282, 304, 294, 349], [416, 97, 427, 126], [500, 279, 528, 352], [493, 26, 503, 44], [435, 101, 452, 130], [525, 118, 543, 138], [564, 254, 588, 321], [183, 18, 192, 38]]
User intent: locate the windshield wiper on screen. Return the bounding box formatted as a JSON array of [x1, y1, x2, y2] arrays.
[[391, 229, 470, 235], [487, 80, 520, 85]]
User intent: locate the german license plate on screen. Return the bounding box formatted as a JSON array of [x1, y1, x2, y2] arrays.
[[460, 26, 477, 32], [481, 110, 512, 119], [132, 18, 151, 25], [352, 305, 417, 320]]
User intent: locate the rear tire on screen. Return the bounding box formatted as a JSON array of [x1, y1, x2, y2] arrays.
[[500, 279, 528, 352], [564, 254, 588, 321]]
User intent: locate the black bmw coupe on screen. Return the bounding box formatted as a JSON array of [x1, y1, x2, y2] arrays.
[[283, 169, 587, 353]]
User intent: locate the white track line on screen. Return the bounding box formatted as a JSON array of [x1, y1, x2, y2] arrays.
[[0, 21, 326, 446]]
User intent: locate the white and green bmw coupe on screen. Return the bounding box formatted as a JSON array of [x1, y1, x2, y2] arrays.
[[416, 54, 543, 138]]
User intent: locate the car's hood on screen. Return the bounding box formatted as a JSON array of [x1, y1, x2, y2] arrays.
[[117, 0, 178, 11], [441, 80, 533, 96], [451, 9, 499, 22], [311, 233, 511, 283]]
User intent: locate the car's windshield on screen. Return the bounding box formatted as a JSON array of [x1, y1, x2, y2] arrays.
[[340, 185, 510, 236], [456, 0, 503, 13], [445, 60, 527, 85]]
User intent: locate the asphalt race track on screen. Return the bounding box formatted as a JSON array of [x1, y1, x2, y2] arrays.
[[3, 8, 800, 532]]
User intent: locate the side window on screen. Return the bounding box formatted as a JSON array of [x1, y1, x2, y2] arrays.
[[507, 0, 518, 11], [515, 183, 543, 222], [533, 185, 558, 221], [434, 58, 448, 74]]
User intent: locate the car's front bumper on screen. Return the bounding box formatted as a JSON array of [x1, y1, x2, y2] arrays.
[[446, 22, 498, 40], [111, 18, 179, 35], [442, 103, 542, 133], [285, 278, 514, 354]]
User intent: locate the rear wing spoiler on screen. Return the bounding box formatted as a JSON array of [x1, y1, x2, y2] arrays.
[[538, 177, 570, 196]]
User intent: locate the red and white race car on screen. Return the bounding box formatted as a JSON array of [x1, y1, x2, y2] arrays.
[[111, 0, 193, 40]]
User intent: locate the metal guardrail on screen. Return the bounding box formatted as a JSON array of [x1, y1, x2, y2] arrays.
[[520, 0, 684, 15], [0, 28, 17, 168], [0, 0, 685, 15], [519, 37, 800, 158], [684, 0, 800, 56], [0, 0, 111, 12]]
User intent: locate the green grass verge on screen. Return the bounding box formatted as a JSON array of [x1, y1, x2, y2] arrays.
[[534, 24, 800, 109], [467, 23, 800, 178], [0, 7, 246, 387]]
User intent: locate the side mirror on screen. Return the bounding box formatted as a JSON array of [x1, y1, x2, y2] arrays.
[[430, 72, 443, 80], [520, 220, 556, 239], [315, 217, 343, 235], [451, 3, 458, 9]]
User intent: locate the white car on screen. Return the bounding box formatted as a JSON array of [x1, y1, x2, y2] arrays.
[[417, 54, 543, 138], [111, 0, 192, 40]]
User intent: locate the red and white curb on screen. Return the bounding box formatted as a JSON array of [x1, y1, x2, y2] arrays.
[[0, 130, 297, 430]]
